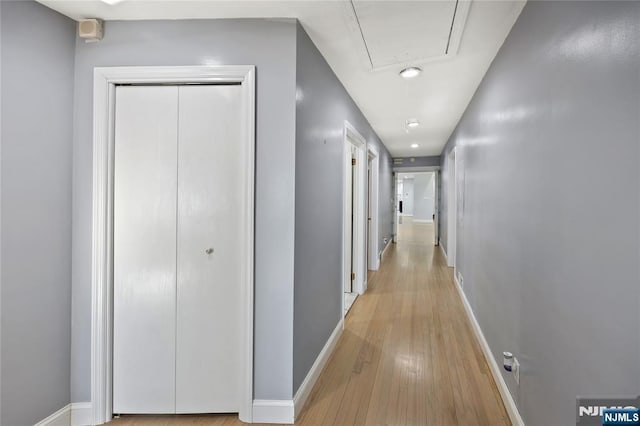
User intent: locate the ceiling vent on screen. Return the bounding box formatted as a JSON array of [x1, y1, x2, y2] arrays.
[[78, 19, 103, 42]]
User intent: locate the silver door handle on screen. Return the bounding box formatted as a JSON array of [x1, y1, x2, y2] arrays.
[[205, 248, 214, 255]]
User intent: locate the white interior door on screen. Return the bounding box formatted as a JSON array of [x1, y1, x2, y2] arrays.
[[176, 85, 243, 413], [113, 84, 243, 415], [113, 85, 179, 414]]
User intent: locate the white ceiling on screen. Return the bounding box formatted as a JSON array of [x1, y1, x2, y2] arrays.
[[36, 0, 525, 157]]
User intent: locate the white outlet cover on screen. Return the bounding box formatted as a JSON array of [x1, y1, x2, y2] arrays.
[[513, 358, 520, 385]]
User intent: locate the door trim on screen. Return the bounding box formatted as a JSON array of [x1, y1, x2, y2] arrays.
[[392, 166, 440, 244], [91, 66, 255, 424], [447, 148, 457, 268], [342, 120, 367, 310], [366, 145, 380, 271]]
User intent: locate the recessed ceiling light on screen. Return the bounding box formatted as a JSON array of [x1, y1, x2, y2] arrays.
[[406, 119, 420, 128], [100, 0, 124, 4], [411, 143, 419, 148], [399, 67, 422, 79]]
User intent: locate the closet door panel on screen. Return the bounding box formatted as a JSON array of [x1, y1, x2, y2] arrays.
[[113, 85, 179, 414], [176, 85, 243, 413]]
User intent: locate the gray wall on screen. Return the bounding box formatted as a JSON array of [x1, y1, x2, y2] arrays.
[[0, 1, 75, 424], [401, 178, 414, 215], [293, 23, 393, 394], [393, 155, 440, 169], [72, 19, 298, 401], [413, 173, 434, 222], [439, 2, 640, 425]]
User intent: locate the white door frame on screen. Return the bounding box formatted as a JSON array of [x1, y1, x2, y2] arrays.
[[447, 149, 457, 268], [342, 121, 367, 309], [90, 65, 255, 425], [392, 166, 440, 244], [366, 144, 380, 271]]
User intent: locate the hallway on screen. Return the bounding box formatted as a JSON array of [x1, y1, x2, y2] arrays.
[[110, 220, 509, 426], [296, 220, 509, 425]]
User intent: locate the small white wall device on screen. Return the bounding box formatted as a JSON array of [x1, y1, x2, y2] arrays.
[[78, 19, 103, 42], [503, 351, 514, 372]]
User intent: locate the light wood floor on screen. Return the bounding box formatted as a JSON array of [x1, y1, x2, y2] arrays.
[[109, 219, 509, 426]]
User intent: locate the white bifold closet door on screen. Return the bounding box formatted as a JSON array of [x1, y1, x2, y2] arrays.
[[113, 86, 179, 414], [175, 85, 243, 413], [113, 84, 243, 415]]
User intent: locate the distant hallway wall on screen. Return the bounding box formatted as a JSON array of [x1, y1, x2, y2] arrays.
[[413, 173, 435, 222]]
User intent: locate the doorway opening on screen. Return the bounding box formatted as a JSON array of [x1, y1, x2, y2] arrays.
[[343, 122, 366, 317], [394, 171, 437, 244]]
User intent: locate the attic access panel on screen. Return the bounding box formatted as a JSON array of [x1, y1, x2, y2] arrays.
[[351, 0, 470, 69]]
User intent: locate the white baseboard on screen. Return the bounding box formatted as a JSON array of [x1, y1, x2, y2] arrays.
[[71, 402, 92, 426], [293, 318, 344, 419], [36, 401, 93, 426], [70, 399, 302, 425], [453, 277, 525, 426], [439, 243, 448, 262], [35, 404, 71, 426], [380, 238, 392, 261], [252, 400, 294, 424]]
